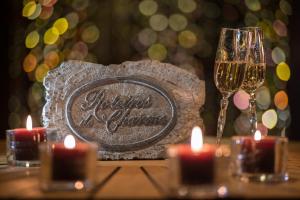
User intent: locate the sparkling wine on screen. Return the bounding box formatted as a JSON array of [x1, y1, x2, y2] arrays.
[[214, 61, 247, 95], [242, 63, 266, 93]]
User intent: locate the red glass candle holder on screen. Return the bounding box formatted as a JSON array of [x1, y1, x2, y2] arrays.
[[230, 136, 289, 182], [167, 144, 227, 198], [39, 141, 97, 191], [6, 128, 56, 167]]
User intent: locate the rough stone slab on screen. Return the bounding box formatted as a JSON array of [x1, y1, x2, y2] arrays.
[[42, 60, 205, 160]]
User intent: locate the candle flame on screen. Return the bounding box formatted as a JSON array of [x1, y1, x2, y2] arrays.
[[191, 126, 203, 152], [64, 135, 76, 149], [254, 130, 262, 141], [26, 115, 32, 131]]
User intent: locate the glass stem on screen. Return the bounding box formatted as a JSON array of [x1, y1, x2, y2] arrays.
[[216, 95, 229, 145], [249, 92, 257, 135]]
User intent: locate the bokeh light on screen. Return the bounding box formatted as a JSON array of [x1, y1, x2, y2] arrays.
[[35, 63, 50, 82], [178, 30, 197, 48], [28, 3, 42, 20], [279, 0, 292, 15], [53, 18, 69, 35], [169, 14, 188, 32], [244, 12, 259, 26], [262, 109, 278, 129], [274, 90, 288, 110], [271, 47, 286, 64], [25, 31, 40, 49], [256, 86, 271, 110], [273, 19, 287, 37], [245, 0, 261, 12], [149, 14, 168, 31], [138, 28, 157, 46], [44, 0, 57, 7], [23, 53, 37, 72], [276, 62, 290, 81], [39, 6, 53, 20], [234, 113, 251, 135], [278, 107, 290, 121], [178, 0, 197, 13], [44, 27, 59, 45], [158, 29, 177, 48], [139, 0, 158, 16], [66, 12, 79, 29], [147, 43, 167, 61], [72, 0, 89, 11], [81, 25, 100, 43], [23, 1, 37, 17], [233, 90, 250, 110], [44, 51, 60, 69]]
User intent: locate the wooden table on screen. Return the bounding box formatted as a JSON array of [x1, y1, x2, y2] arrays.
[[0, 140, 300, 199]]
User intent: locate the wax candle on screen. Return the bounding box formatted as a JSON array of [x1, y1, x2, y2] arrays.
[[52, 135, 88, 181], [40, 135, 97, 191], [168, 127, 216, 186], [231, 130, 289, 182], [239, 130, 276, 173], [6, 115, 47, 166]]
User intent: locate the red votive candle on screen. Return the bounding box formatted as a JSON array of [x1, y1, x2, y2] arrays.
[[177, 144, 215, 185], [168, 127, 216, 186], [6, 115, 47, 166], [51, 138, 88, 181], [40, 135, 98, 191], [239, 131, 276, 173], [232, 130, 289, 182]]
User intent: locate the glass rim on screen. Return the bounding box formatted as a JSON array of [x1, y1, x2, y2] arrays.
[[239, 26, 262, 30], [221, 27, 252, 33]]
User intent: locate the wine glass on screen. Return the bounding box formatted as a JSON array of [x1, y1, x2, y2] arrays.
[[214, 28, 252, 144], [240, 27, 266, 135]]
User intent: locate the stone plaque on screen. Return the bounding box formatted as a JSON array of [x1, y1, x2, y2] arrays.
[[43, 60, 205, 159]]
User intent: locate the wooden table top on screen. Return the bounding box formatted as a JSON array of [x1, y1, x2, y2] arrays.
[[0, 139, 300, 199]]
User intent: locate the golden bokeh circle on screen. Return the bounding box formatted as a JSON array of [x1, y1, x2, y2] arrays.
[[178, 30, 197, 48], [148, 43, 167, 61], [44, 27, 60, 45], [25, 31, 40, 49], [276, 62, 290, 81]]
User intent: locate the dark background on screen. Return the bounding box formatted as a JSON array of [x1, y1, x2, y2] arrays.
[[1, 1, 299, 140]]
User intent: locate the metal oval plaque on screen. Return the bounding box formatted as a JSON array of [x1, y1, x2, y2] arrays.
[[65, 76, 177, 152]]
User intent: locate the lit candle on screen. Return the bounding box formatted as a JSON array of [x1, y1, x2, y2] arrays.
[[238, 130, 276, 173], [168, 126, 216, 185], [231, 130, 289, 182], [253, 130, 276, 173], [51, 135, 88, 181], [40, 135, 98, 191], [6, 115, 47, 165]]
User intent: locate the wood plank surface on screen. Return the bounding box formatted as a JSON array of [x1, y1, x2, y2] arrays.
[[0, 140, 300, 199]]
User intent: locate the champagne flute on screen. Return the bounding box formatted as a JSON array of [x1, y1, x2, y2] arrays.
[[241, 27, 266, 135], [214, 28, 252, 144]]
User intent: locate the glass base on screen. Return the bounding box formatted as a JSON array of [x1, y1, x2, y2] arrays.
[[41, 180, 94, 192], [8, 159, 40, 167], [233, 172, 289, 183], [169, 185, 228, 198]]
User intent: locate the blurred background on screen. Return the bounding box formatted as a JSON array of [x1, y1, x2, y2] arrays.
[[1, 0, 300, 140]]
